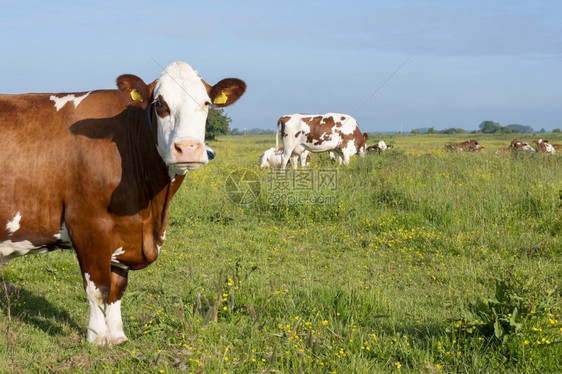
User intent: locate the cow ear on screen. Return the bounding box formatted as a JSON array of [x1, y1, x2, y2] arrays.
[[363, 132, 368, 141], [203, 78, 246, 107], [116, 74, 152, 108]]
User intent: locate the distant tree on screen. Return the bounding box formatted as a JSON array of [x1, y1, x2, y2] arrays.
[[206, 107, 232, 140], [410, 129, 421, 134], [427, 127, 435, 134], [540, 128, 546, 133], [506, 124, 534, 134], [440, 128, 466, 134], [479, 120, 502, 134], [553, 128, 561, 133]]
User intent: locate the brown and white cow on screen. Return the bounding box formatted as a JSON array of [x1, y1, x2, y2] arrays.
[[0, 62, 245, 345], [533, 138, 557, 153], [276, 113, 368, 169], [445, 139, 483, 152], [495, 139, 535, 153]]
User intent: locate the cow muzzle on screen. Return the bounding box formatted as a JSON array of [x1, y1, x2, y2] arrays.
[[171, 138, 208, 172]]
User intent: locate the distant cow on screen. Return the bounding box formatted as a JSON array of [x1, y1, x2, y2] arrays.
[[445, 140, 483, 151], [258, 147, 310, 169], [495, 139, 535, 153], [533, 138, 556, 153], [366, 140, 393, 153], [276, 113, 368, 169], [0, 61, 245, 345]]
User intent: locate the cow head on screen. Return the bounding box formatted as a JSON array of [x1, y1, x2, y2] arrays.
[[357, 132, 368, 156], [117, 61, 245, 175]]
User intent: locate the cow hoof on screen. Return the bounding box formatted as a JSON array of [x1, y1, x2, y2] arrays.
[[110, 336, 129, 345], [91, 336, 107, 346]]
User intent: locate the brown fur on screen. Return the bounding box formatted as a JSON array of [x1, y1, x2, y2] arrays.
[[446, 139, 482, 151]]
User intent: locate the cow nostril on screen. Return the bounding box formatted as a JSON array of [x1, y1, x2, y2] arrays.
[[174, 143, 183, 154]]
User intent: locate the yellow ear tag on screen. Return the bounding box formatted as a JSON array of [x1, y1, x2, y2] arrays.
[[213, 91, 228, 105], [130, 88, 143, 102]]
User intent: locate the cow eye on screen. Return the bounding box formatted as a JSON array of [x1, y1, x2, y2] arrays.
[[204, 101, 211, 107], [154, 100, 162, 108]]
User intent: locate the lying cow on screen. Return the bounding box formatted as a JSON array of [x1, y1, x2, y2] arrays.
[[533, 138, 556, 153], [445, 139, 483, 151], [276, 113, 368, 169], [366, 140, 393, 153], [0, 61, 246, 345], [495, 139, 535, 153], [258, 147, 310, 169]]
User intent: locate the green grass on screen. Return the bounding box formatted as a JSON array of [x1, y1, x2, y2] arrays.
[[1, 134, 561, 373]]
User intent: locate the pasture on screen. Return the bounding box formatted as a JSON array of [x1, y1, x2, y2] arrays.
[[1, 133, 561, 373]]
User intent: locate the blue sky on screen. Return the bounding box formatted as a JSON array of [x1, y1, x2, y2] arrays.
[[1, 0, 561, 133]]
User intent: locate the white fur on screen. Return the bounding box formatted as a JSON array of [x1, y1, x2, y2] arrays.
[[259, 147, 310, 169], [49, 92, 90, 111], [0, 239, 45, 263], [377, 140, 388, 151], [259, 147, 282, 168], [84, 273, 128, 345], [106, 300, 127, 344], [111, 247, 128, 270], [154, 62, 210, 175], [6, 212, 21, 234], [85, 273, 108, 345]]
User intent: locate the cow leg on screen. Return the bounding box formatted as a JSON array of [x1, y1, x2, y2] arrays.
[[83, 271, 110, 345], [332, 152, 343, 165], [281, 148, 293, 170], [290, 155, 299, 170], [106, 267, 129, 344]]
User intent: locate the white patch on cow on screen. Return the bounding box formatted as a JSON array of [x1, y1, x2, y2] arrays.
[[161, 231, 166, 241], [331, 113, 358, 135], [49, 92, 91, 112], [545, 143, 555, 153], [0, 240, 44, 263], [84, 273, 108, 345], [110, 247, 128, 270], [106, 300, 127, 344], [6, 212, 21, 234], [154, 62, 209, 173], [111, 247, 125, 261]]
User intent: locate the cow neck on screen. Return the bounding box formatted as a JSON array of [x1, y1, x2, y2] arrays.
[[123, 104, 173, 208]]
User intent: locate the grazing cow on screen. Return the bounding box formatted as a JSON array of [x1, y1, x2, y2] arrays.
[[258, 147, 310, 169], [445, 139, 483, 151], [0, 62, 245, 345], [533, 138, 556, 154], [366, 140, 393, 153], [276, 113, 368, 169], [495, 139, 535, 153]]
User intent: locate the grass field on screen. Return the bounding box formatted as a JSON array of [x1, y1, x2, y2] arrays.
[[1, 133, 561, 373]]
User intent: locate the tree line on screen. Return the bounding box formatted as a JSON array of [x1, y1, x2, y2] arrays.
[[207, 110, 561, 140], [412, 121, 561, 135]]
